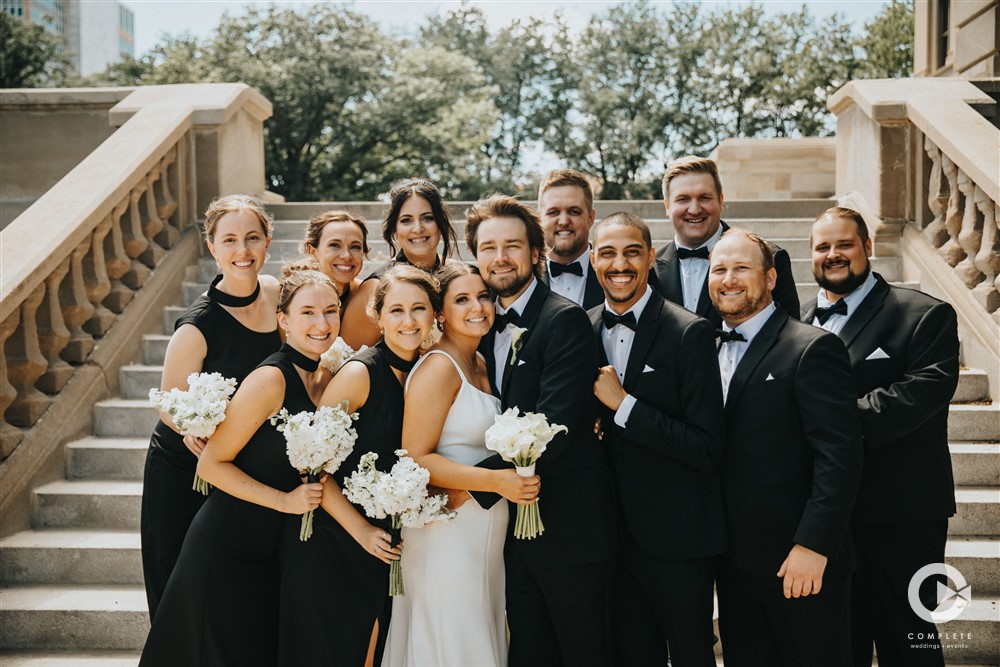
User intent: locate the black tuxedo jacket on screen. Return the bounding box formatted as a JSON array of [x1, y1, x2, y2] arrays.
[[802, 274, 959, 525], [541, 256, 605, 310], [474, 280, 616, 568], [589, 292, 727, 560], [720, 309, 862, 577], [650, 220, 800, 328]]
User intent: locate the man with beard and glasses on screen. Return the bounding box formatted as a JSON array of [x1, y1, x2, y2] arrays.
[[538, 169, 605, 309], [464, 194, 616, 667], [709, 228, 862, 667], [803, 207, 959, 667], [587, 212, 725, 666]]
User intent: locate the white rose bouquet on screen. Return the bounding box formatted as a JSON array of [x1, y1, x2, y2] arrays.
[[484, 407, 567, 539], [148, 372, 238, 495], [343, 449, 455, 595], [319, 337, 367, 375], [271, 402, 359, 541]]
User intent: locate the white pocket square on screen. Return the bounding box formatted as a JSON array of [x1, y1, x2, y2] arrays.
[[866, 347, 890, 360], [643, 365, 655, 373], [517, 359, 527, 366], [765, 373, 775, 381]]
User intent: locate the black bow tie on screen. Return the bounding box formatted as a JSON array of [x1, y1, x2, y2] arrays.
[[676, 246, 710, 260], [494, 309, 520, 333], [814, 300, 848, 324], [549, 261, 583, 278], [602, 310, 637, 331], [715, 329, 747, 343]]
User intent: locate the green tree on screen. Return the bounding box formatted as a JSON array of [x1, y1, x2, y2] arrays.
[[855, 0, 913, 78], [0, 11, 71, 87]]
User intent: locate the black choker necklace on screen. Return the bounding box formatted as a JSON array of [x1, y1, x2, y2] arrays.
[[395, 250, 441, 272], [377, 340, 417, 373], [281, 342, 319, 372], [209, 275, 260, 308]]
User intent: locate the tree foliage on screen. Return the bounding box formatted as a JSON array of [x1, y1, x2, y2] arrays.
[[0, 11, 71, 88], [855, 0, 913, 78]]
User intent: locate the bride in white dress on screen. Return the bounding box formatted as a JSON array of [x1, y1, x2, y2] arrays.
[[381, 264, 541, 667]]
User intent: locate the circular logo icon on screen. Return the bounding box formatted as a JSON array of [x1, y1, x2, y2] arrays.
[[908, 563, 971, 624]]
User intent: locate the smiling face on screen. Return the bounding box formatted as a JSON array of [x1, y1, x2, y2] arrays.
[[208, 210, 270, 278], [278, 283, 341, 359], [811, 214, 872, 298], [474, 217, 539, 304], [708, 233, 776, 327], [540, 185, 595, 262], [394, 195, 442, 265], [591, 223, 655, 313], [377, 281, 436, 357], [439, 272, 494, 340], [665, 173, 724, 249], [308, 220, 365, 288]]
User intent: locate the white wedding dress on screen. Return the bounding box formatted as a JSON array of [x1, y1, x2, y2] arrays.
[[381, 350, 508, 667]]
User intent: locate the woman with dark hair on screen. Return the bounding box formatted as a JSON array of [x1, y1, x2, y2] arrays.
[[279, 264, 440, 667], [140, 194, 281, 620], [342, 178, 458, 348], [140, 267, 340, 666]]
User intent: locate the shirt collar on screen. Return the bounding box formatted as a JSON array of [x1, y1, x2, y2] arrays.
[[497, 276, 537, 316], [603, 285, 653, 323], [723, 301, 776, 344], [675, 223, 724, 252], [816, 270, 878, 315]]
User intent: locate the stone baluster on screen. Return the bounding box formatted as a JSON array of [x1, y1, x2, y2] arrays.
[[1, 309, 23, 458], [971, 188, 1000, 315], [140, 168, 166, 267], [60, 238, 96, 363], [156, 147, 180, 246], [5, 284, 50, 427], [923, 139, 950, 247], [954, 171, 985, 288], [36, 258, 73, 394], [937, 154, 966, 267], [103, 198, 134, 314], [83, 217, 116, 337], [122, 185, 152, 290]]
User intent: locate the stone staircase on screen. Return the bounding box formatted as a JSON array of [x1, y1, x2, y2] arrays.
[[1, 201, 997, 665]]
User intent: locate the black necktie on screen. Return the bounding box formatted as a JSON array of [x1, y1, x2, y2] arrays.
[[814, 300, 848, 324], [549, 261, 583, 278], [715, 329, 746, 343], [494, 309, 520, 333], [676, 246, 710, 260], [602, 310, 637, 331]]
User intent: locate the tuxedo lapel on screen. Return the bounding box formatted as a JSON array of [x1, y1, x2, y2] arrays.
[[500, 280, 549, 405], [480, 330, 499, 397], [724, 310, 787, 417], [837, 274, 890, 348], [622, 293, 663, 391], [589, 307, 610, 367], [802, 301, 818, 323], [653, 245, 684, 306], [583, 268, 604, 309]]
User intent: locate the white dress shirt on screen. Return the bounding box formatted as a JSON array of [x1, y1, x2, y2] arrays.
[[547, 252, 591, 307], [493, 277, 538, 395], [601, 286, 653, 428], [676, 225, 724, 312], [813, 270, 878, 335], [718, 302, 776, 404]]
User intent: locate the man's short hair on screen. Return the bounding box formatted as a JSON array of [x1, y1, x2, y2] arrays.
[[592, 211, 652, 250], [465, 194, 548, 279], [662, 156, 723, 200], [538, 169, 595, 212], [815, 206, 870, 245], [714, 227, 775, 273]]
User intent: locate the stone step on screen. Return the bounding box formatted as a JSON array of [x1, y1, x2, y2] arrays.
[[94, 399, 158, 439], [33, 480, 142, 530], [790, 256, 901, 284], [120, 365, 162, 400], [0, 585, 147, 650], [66, 437, 147, 480], [0, 650, 141, 666], [161, 306, 183, 335], [952, 443, 1000, 487], [949, 405, 1000, 441], [949, 487, 1000, 536], [954, 370, 992, 404], [141, 334, 169, 366], [946, 537, 1000, 595], [0, 530, 141, 585], [938, 596, 1000, 664]]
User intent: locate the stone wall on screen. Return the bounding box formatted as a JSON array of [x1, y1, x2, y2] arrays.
[[708, 137, 836, 200], [914, 0, 999, 78]]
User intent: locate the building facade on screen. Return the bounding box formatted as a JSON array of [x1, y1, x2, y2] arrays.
[[914, 0, 999, 77]]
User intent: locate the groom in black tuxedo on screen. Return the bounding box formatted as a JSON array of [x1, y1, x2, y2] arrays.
[[465, 194, 616, 667], [588, 212, 726, 666], [709, 228, 863, 667], [803, 207, 959, 667]]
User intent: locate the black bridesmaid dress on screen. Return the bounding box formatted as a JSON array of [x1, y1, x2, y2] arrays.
[[141, 276, 279, 619], [140, 343, 311, 667], [277, 342, 407, 667]]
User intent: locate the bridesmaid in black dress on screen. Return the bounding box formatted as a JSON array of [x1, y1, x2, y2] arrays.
[[140, 268, 340, 666], [141, 195, 280, 619], [278, 264, 440, 667], [342, 178, 457, 348]]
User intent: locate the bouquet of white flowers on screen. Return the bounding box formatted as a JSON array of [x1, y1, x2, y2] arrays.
[[343, 449, 454, 595], [271, 402, 359, 541], [484, 407, 567, 539], [319, 337, 367, 375], [149, 372, 238, 495]]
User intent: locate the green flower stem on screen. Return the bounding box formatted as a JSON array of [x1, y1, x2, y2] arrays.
[[192, 473, 212, 496], [389, 514, 405, 595]]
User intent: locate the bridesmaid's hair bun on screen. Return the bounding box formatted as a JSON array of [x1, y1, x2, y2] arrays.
[[277, 267, 338, 313], [203, 195, 274, 242], [367, 264, 441, 320]]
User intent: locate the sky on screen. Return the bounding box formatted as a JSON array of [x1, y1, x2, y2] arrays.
[[124, 0, 893, 56]]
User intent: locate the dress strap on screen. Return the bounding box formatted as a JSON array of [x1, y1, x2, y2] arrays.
[[405, 349, 468, 394]]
